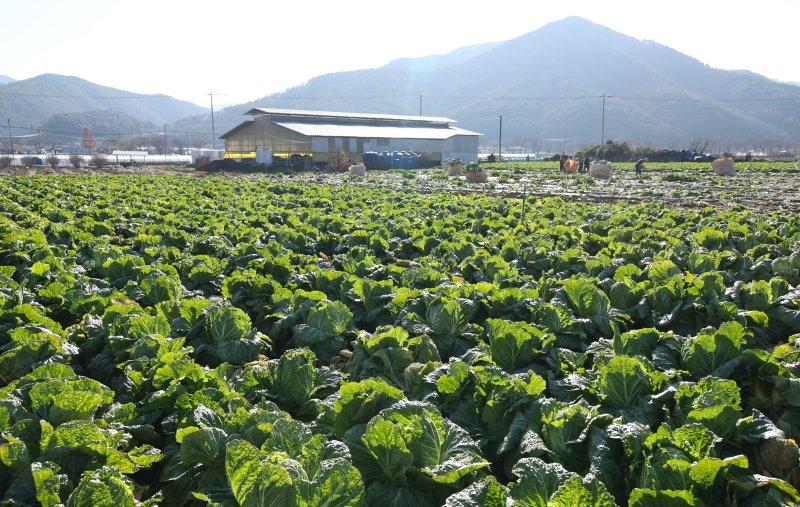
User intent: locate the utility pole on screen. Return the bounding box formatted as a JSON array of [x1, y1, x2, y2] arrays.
[[7, 119, 12, 155], [498, 115, 503, 161], [208, 92, 217, 150], [163, 124, 167, 155], [600, 94, 607, 145]]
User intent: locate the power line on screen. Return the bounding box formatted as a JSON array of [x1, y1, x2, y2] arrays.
[[262, 94, 411, 100], [448, 94, 800, 103], [282, 93, 800, 103], [449, 95, 599, 101], [2, 89, 799, 103], [6, 123, 212, 137], [5, 92, 798, 144], [0, 91, 171, 99], [461, 115, 503, 121], [615, 95, 800, 103]]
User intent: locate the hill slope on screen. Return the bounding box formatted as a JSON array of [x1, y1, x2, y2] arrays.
[[194, 17, 800, 147], [0, 74, 206, 131]]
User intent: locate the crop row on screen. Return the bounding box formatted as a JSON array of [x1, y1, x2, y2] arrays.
[[0, 175, 799, 506]]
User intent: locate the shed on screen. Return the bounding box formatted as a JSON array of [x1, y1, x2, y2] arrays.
[[220, 108, 481, 168]]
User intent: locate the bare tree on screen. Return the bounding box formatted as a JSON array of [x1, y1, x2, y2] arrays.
[[82, 128, 96, 154], [148, 134, 165, 155], [90, 154, 108, 169], [687, 136, 710, 155], [21, 156, 37, 168], [33, 128, 43, 154], [0, 155, 12, 170], [172, 136, 185, 155], [122, 136, 142, 151], [127, 134, 161, 153], [100, 137, 117, 153], [46, 155, 59, 169], [69, 154, 83, 168]]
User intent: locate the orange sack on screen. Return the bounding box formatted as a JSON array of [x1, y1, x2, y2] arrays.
[[564, 159, 579, 173]]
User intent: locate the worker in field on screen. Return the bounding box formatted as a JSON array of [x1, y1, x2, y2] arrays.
[[559, 153, 566, 172], [635, 158, 647, 175], [583, 156, 590, 173], [487, 153, 496, 163]]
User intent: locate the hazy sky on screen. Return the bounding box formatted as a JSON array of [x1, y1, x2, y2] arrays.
[[5, 0, 798, 108]]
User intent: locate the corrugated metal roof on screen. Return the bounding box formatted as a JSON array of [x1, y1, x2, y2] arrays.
[[274, 122, 481, 139], [246, 107, 456, 124]]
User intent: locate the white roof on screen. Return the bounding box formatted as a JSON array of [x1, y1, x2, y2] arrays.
[[247, 107, 455, 124], [274, 122, 481, 140]]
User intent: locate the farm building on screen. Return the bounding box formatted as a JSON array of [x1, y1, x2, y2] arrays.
[[220, 108, 481, 168]]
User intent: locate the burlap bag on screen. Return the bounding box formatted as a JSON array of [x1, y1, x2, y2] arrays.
[[590, 162, 612, 178]]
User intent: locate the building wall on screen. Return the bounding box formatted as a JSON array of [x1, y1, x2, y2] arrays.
[[360, 138, 442, 154], [224, 119, 312, 158], [443, 135, 480, 163], [358, 135, 479, 163], [224, 117, 480, 165]]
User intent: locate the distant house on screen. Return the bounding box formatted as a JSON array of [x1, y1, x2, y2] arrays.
[[220, 108, 481, 167]]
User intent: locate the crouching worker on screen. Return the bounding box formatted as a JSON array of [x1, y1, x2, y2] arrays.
[[635, 158, 647, 175]]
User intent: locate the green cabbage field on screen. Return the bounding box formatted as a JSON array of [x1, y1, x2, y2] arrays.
[[1, 173, 799, 506]]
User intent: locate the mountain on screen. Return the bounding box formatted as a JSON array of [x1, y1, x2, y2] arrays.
[[189, 17, 800, 148], [42, 110, 157, 144], [382, 41, 502, 72], [0, 74, 206, 133], [0, 75, 15, 85]]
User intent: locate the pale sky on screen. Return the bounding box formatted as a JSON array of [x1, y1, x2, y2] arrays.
[[4, 0, 798, 108]]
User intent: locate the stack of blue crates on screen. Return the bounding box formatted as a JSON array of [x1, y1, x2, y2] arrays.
[[362, 151, 420, 170]]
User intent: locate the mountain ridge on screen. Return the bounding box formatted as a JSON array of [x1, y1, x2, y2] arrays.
[[185, 16, 799, 148], [4, 17, 799, 149], [0, 74, 206, 132]]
